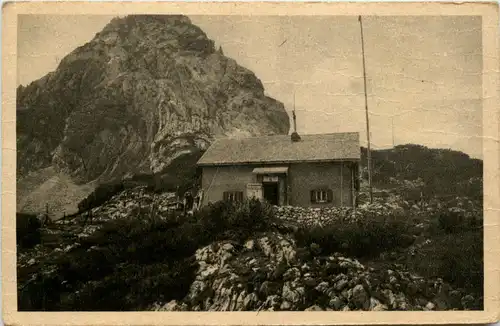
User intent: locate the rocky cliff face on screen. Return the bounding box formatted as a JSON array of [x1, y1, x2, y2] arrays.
[[17, 15, 289, 181], [17, 15, 289, 214]]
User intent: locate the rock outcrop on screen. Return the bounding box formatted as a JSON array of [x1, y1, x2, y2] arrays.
[[151, 233, 482, 311], [17, 15, 289, 215]]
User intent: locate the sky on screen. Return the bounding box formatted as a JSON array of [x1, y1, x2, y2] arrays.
[[17, 15, 483, 158]]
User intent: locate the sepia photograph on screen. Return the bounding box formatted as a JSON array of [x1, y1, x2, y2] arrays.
[[2, 1, 499, 325]]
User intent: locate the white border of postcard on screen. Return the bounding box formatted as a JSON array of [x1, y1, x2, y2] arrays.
[[2, 1, 499, 325]]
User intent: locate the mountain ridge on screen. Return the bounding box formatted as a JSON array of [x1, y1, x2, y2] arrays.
[[17, 14, 290, 216]]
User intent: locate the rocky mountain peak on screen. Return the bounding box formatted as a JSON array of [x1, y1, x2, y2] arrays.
[[17, 14, 290, 216]]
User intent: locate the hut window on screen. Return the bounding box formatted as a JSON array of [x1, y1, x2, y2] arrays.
[[310, 189, 333, 204], [223, 191, 243, 202]]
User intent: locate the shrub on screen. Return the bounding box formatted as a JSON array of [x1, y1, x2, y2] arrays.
[[16, 213, 42, 250], [60, 259, 198, 311], [438, 210, 465, 233], [406, 230, 483, 295], [196, 199, 275, 240], [20, 214, 205, 311], [19, 198, 275, 310], [18, 269, 65, 311], [294, 212, 412, 258], [78, 181, 125, 213]]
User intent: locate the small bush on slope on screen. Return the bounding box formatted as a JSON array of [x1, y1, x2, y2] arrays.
[[198, 198, 276, 239], [405, 230, 483, 294], [77, 181, 125, 213], [16, 213, 42, 250], [294, 212, 413, 259], [437, 208, 481, 234], [18, 199, 275, 311]]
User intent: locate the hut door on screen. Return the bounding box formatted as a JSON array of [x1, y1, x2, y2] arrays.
[[263, 182, 279, 205]]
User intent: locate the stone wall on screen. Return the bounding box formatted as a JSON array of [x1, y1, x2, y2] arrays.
[[273, 202, 406, 227]]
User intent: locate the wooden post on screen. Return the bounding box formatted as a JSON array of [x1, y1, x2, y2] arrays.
[[44, 203, 49, 225], [288, 170, 291, 206], [392, 116, 395, 147], [279, 177, 286, 206], [359, 15, 373, 204], [149, 194, 157, 220], [340, 162, 344, 206], [351, 163, 356, 208]]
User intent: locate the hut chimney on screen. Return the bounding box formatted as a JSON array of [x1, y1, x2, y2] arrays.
[[291, 93, 301, 142]]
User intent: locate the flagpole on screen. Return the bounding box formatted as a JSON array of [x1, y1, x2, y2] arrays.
[[293, 92, 297, 132], [392, 116, 395, 147], [359, 15, 373, 204]]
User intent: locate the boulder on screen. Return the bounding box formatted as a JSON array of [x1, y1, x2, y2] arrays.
[[244, 239, 255, 251], [315, 281, 330, 294], [243, 293, 258, 310], [280, 300, 292, 310], [283, 267, 301, 281], [352, 284, 369, 310], [425, 301, 436, 311], [305, 305, 324, 311], [369, 297, 388, 311], [334, 279, 349, 291], [461, 295, 475, 310], [329, 296, 344, 310]]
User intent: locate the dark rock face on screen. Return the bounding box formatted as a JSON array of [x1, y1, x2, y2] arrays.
[[17, 15, 290, 184]]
